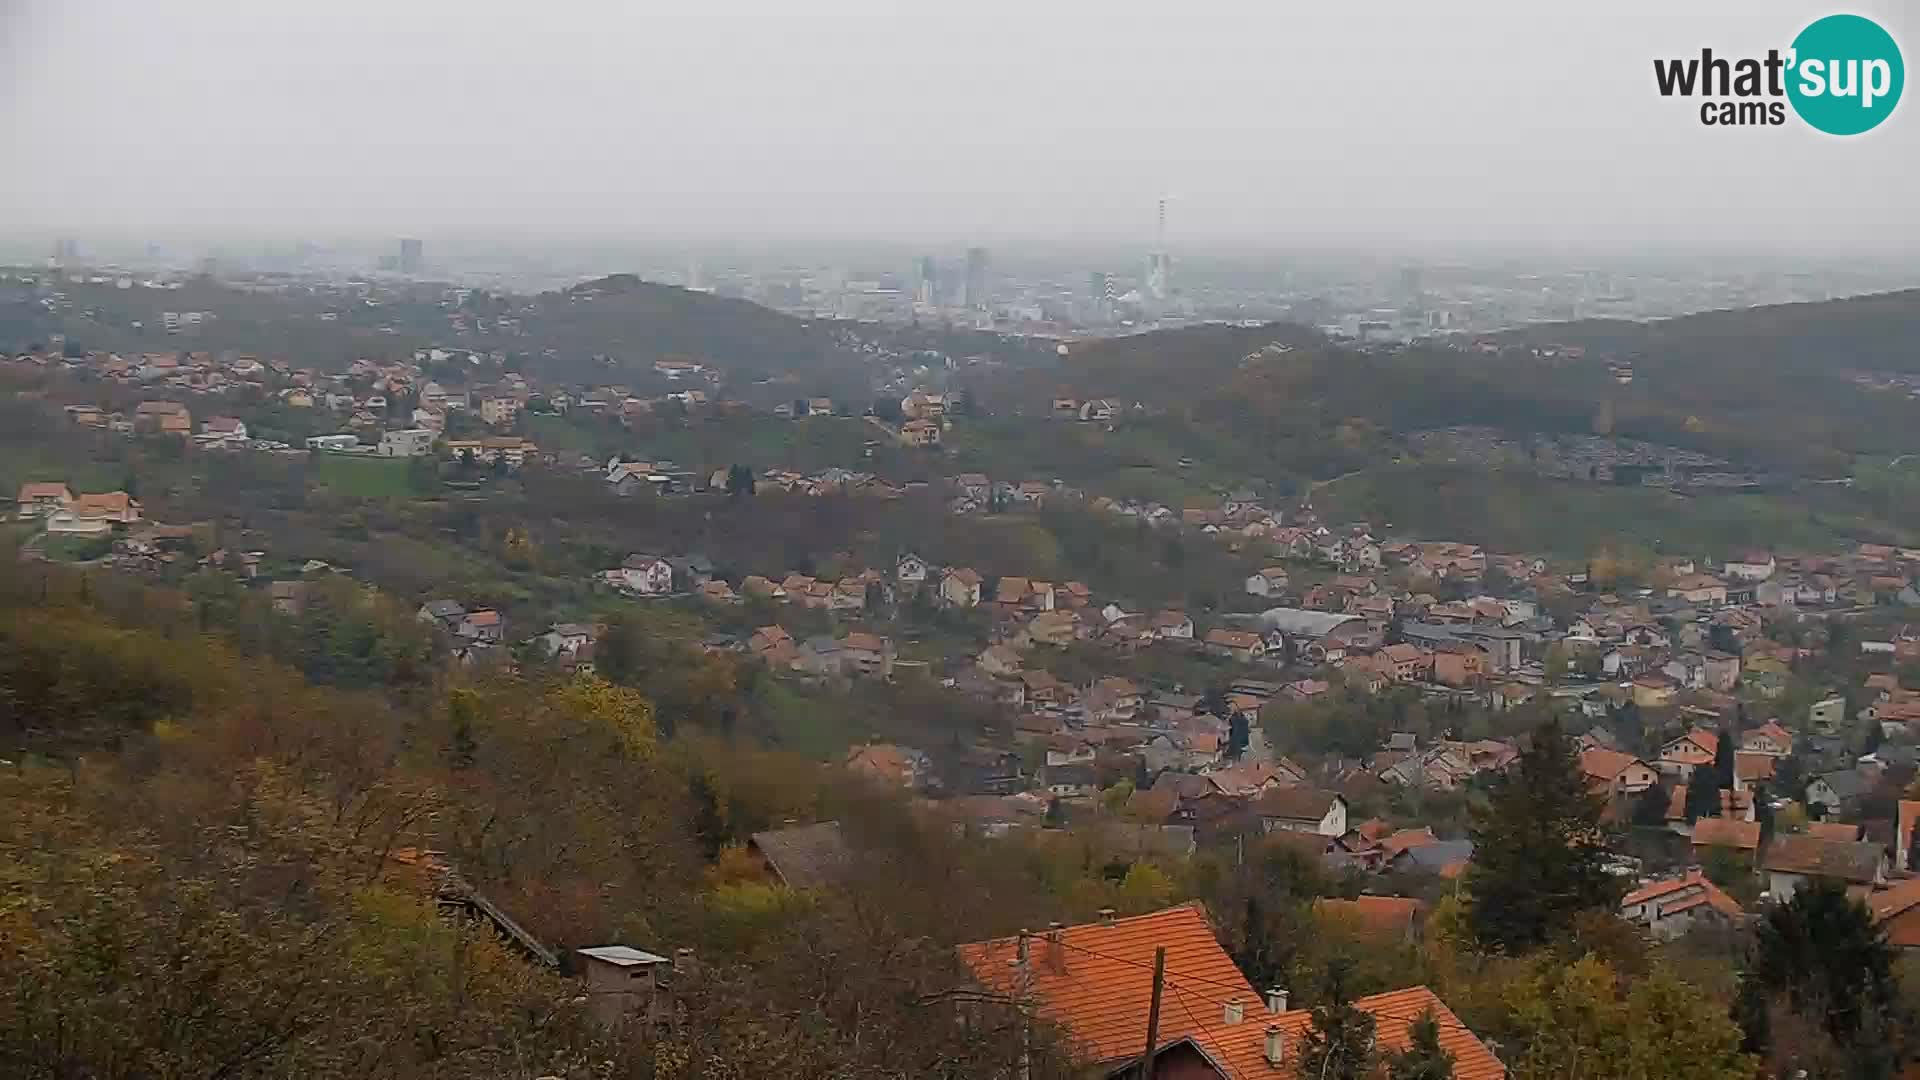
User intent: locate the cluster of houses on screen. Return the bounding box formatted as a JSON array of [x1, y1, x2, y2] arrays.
[[416, 599, 508, 660], [747, 625, 896, 680], [12, 482, 144, 537]]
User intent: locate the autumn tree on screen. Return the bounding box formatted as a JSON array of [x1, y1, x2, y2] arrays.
[[1501, 954, 1752, 1080], [1464, 718, 1621, 953]]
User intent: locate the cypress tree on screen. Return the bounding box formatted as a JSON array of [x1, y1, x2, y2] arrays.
[[1464, 718, 1622, 953]]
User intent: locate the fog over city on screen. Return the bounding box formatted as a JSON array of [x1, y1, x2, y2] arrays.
[[3, 0, 1915, 257]]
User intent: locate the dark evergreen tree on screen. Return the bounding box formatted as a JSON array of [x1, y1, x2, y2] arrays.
[[1738, 877, 1896, 1052], [1199, 687, 1230, 718], [1301, 958, 1377, 1080], [1464, 718, 1622, 953], [1387, 1008, 1455, 1080], [688, 770, 727, 860], [446, 688, 479, 770], [1710, 729, 1735, 790], [1631, 781, 1670, 827], [1227, 713, 1250, 761], [1686, 731, 1736, 822]]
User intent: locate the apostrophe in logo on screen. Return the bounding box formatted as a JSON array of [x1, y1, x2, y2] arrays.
[[1787, 14, 1903, 135], [1653, 12, 1903, 134]]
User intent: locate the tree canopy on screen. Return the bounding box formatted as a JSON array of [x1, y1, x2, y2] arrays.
[[1463, 719, 1622, 953]]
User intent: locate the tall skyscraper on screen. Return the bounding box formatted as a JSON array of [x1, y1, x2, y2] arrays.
[[916, 256, 938, 305], [1145, 197, 1171, 302], [398, 237, 424, 274], [963, 247, 989, 309]]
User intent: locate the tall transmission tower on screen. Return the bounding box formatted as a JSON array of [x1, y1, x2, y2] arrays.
[[1146, 196, 1172, 302]]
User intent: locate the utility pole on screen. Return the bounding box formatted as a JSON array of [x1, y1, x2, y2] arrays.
[[1140, 946, 1166, 1079]]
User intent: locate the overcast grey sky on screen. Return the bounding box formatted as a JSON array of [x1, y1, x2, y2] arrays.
[[1, 1, 1913, 255]]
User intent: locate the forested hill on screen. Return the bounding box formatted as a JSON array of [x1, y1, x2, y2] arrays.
[[993, 292, 1920, 478], [0, 269, 868, 394], [524, 273, 840, 383], [1498, 287, 1920, 376]]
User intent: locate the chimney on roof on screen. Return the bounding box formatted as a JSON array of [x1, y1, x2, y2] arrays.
[[1097, 907, 1117, 925], [1223, 998, 1245, 1025], [1045, 921, 1066, 972], [1266, 987, 1289, 1014], [1265, 1025, 1285, 1066], [1016, 929, 1031, 968]]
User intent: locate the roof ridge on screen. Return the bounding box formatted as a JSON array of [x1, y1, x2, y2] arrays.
[[961, 901, 1216, 951]]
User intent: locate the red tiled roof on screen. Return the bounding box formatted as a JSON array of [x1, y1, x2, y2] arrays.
[[1313, 896, 1426, 937], [1761, 835, 1886, 882], [1666, 728, 1719, 756], [960, 906, 1503, 1078], [1690, 816, 1761, 852], [958, 904, 1256, 1067], [1805, 821, 1861, 842], [1621, 871, 1742, 918], [1579, 748, 1643, 782], [1869, 877, 1920, 945], [1252, 787, 1339, 823], [1210, 986, 1506, 1079], [16, 481, 71, 502], [72, 491, 135, 514], [1380, 827, 1438, 859]]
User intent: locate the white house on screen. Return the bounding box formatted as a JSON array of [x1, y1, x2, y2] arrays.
[[45, 509, 113, 536], [1619, 872, 1742, 940], [537, 622, 596, 656], [896, 552, 931, 586], [1723, 552, 1777, 582], [201, 416, 248, 441], [1151, 610, 1195, 640], [1045, 738, 1098, 768], [617, 555, 675, 596], [1253, 788, 1348, 837], [306, 433, 362, 452], [940, 568, 983, 608], [377, 428, 437, 457], [1245, 567, 1291, 597]]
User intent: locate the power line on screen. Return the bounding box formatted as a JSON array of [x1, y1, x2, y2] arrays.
[[1163, 979, 1249, 1080]]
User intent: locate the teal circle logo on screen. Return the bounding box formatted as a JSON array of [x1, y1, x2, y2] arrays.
[[1787, 14, 1903, 135]]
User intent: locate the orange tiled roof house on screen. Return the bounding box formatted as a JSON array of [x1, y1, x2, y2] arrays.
[[957, 903, 1504, 1078]]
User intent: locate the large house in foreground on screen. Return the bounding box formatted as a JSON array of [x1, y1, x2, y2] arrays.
[[957, 904, 1504, 1078]]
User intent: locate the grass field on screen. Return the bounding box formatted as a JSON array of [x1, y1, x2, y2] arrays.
[[944, 417, 1242, 506], [1315, 464, 1909, 558], [0, 447, 127, 500], [308, 453, 417, 498], [42, 532, 114, 562]]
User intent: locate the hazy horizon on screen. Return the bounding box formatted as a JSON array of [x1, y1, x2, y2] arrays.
[[3, 1, 1915, 257]]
